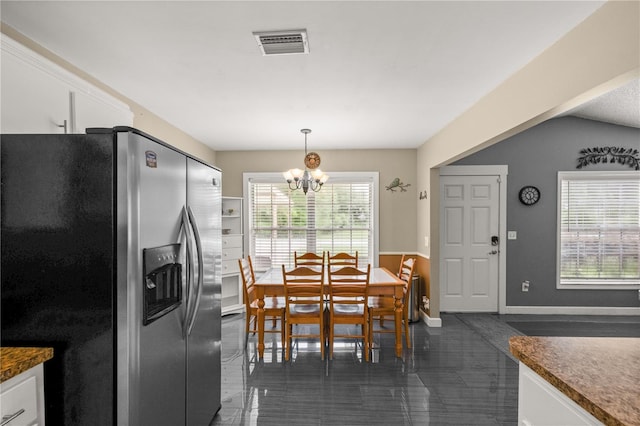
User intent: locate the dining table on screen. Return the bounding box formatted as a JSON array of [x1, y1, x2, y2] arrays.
[[253, 266, 407, 359]]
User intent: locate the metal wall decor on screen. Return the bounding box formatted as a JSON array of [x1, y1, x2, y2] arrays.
[[385, 178, 410, 192], [577, 147, 639, 170]]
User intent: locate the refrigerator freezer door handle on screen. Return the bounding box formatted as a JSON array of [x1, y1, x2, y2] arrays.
[[186, 205, 204, 336], [180, 206, 195, 338]]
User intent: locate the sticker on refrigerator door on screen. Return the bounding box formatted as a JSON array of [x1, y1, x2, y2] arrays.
[[145, 151, 157, 168]]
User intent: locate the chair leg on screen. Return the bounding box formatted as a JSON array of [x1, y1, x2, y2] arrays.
[[323, 309, 329, 360], [368, 310, 373, 352], [403, 309, 411, 349], [363, 323, 369, 362], [285, 323, 291, 361], [328, 321, 333, 360], [279, 313, 285, 352], [320, 324, 327, 361]]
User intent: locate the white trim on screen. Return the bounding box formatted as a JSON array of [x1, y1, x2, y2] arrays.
[[558, 281, 640, 290], [419, 310, 442, 327], [416, 251, 430, 260], [1, 34, 132, 116], [439, 165, 509, 314], [556, 170, 640, 290], [379, 252, 430, 261], [505, 305, 640, 315], [379, 251, 418, 256], [243, 171, 380, 266], [380, 250, 429, 260]]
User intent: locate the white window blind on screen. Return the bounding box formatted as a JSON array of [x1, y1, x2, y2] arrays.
[[557, 171, 640, 289], [246, 173, 377, 271]]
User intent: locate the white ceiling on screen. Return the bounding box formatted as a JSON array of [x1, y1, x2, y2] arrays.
[[1, 1, 637, 152]]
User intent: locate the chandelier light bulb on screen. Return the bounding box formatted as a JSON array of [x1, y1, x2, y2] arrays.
[[282, 129, 328, 194]]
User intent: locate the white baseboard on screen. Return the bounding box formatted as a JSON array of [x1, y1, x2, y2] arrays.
[[419, 310, 442, 327], [504, 305, 640, 316]]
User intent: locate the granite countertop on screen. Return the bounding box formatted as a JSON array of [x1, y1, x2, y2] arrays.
[[509, 336, 640, 426], [0, 347, 54, 383]]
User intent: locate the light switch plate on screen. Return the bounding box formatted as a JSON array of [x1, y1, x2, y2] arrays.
[[507, 231, 517, 240]]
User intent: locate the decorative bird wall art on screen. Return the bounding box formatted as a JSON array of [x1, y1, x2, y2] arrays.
[[385, 178, 411, 192]]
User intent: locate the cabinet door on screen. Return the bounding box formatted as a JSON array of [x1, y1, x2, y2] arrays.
[[518, 363, 601, 426], [1, 35, 133, 134], [222, 274, 243, 314], [0, 364, 44, 426], [1, 44, 70, 133]]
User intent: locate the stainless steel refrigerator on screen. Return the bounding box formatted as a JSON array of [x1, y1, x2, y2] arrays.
[[1, 127, 222, 426]]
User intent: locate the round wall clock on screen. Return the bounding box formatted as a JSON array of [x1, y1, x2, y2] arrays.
[[304, 152, 321, 169], [519, 186, 540, 205]]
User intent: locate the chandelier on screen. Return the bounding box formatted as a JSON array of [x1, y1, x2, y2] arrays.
[[283, 129, 329, 194]]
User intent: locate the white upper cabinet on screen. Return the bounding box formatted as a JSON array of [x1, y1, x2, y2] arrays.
[[1, 34, 133, 134]]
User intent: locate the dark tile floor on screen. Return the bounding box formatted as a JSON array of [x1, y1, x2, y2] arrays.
[[212, 312, 640, 425]]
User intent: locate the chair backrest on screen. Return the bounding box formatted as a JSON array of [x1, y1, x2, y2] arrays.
[[281, 265, 325, 315], [327, 251, 358, 268], [328, 264, 371, 308], [294, 251, 325, 268], [238, 256, 257, 308], [398, 255, 416, 283]]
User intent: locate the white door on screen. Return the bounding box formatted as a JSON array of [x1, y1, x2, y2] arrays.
[[440, 174, 501, 312]]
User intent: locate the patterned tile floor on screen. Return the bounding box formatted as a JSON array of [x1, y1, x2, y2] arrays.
[[214, 313, 519, 425], [212, 312, 640, 425]]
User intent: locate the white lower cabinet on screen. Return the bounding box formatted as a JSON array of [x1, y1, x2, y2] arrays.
[[221, 235, 244, 314], [221, 197, 245, 315], [222, 274, 243, 315], [0, 364, 45, 426], [518, 363, 602, 426]]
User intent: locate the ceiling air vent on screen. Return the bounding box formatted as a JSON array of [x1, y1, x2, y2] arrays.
[[253, 29, 309, 56]]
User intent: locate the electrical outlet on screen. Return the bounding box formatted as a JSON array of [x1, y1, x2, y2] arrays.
[[522, 280, 530, 292]]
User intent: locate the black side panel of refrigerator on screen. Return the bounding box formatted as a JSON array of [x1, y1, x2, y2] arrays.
[[1, 134, 115, 426]]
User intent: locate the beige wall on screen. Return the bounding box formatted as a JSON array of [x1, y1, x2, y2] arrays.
[[1, 23, 217, 165], [417, 0, 640, 318], [216, 148, 417, 253]]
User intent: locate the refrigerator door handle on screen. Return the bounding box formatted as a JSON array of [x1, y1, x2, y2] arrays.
[[180, 206, 195, 338], [186, 205, 204, 336]]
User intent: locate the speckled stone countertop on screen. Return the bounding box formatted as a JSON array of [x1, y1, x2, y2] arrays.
[[0, 347, 54, 383], [509, 336, 640, 426]]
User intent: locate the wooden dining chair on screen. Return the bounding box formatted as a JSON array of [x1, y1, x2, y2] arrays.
[[294, 251, 325, 268], [327, 251, 358, 268], [327, 264, 371, 361], [368, 255, 416, 349], [282, 264, 326, 361], [238, 256, 286, 348]]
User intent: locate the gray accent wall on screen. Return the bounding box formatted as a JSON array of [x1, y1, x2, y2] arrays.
[[454, 116, 640, 307]]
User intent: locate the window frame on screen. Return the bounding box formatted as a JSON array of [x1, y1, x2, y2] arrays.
[[243, 171, 380, 270], [556, 170, 640, 290]]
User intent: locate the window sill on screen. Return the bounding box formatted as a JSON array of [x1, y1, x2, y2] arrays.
[[558, 280, 640, 290]]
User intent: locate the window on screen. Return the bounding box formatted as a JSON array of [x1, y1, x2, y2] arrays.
[[244, 172, 379, 271], [557, 171, 640, 289]]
